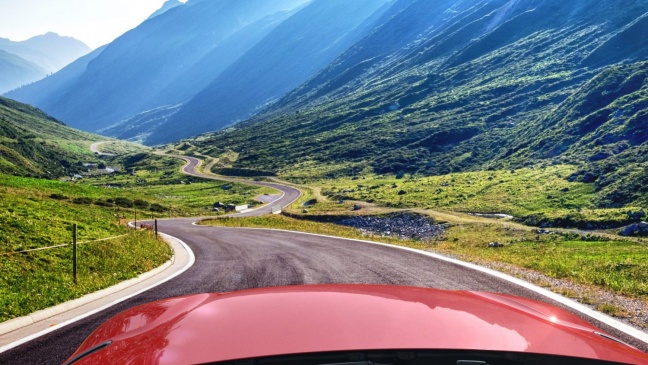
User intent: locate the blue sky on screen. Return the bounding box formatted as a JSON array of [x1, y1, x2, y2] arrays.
[[0, 0, 186, 49]]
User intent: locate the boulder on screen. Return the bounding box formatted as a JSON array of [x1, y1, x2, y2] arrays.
[[619, 222, 648, 236], [627, 209, 646, 222]]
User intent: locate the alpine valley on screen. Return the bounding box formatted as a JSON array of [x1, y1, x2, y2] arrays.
[[4, 0, 648, 345], [3, 0, 648, 208]]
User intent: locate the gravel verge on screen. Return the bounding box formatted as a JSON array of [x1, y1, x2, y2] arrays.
[[441, 253, 648, 330], [336, 213, 447, 241]]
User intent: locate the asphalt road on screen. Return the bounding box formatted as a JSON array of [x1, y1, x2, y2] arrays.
[[3, 219, 647, 364], [1, 155, 646, 364]]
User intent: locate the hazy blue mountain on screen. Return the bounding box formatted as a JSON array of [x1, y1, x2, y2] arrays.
[[146, 0, 395, 144], [0, 33, 90, 74], [0, 50, 47, 93], [99, 104, 182, 143], [10, 0, 310, 134], [148, 8, 299, 109], [104, 8, 301, 142], [275, 0, 473, 108], [5, 46, 106, 106]]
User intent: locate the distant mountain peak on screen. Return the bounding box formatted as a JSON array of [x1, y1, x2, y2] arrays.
[[0, 32, 90, 91], [27, 32, 87, 45], [147, 0, 185, 20]]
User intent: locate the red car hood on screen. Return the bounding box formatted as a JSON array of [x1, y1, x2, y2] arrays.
[[66, 285, 648, 364]]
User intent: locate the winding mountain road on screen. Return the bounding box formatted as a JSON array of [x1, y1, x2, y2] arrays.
[[1, 154, 646, 364], [169, 154, 302, 214]]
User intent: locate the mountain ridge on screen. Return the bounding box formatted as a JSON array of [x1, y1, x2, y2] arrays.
[[147, 0, 185, 20], [0, 32, 90, 94], [0, 50, 47, 94]]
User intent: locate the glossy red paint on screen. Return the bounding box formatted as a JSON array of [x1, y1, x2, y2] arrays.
[[65, 285, 648, 364]]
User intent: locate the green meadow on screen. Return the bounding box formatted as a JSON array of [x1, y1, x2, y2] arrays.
[[0, 230, 170, 322], [312, 165, 593, 214], [0, 163, 273, 322], [289, 164, 641, 229]]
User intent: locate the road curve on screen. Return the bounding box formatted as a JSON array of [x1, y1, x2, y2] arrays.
[[89, 141, 116, 156], [167, 153, 302, 215], [1, 155, 647, 364]]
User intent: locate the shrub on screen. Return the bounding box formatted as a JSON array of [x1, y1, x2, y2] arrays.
[[150, 203, 168, 212], [134, 199, 150, 210], [50, 193, 68, 200], [94, 199, 114, 207], [115, 197, 134, 208], [72, 197, 93, 205]]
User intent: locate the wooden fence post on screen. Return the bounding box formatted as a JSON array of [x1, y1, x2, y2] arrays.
[[72, 223, 77, 284]]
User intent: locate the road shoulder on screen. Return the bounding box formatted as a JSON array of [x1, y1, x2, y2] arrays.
[[0, 233, 194, 352]]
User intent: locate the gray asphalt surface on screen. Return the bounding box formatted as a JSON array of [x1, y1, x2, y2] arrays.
[[1, 155, 646, 364]]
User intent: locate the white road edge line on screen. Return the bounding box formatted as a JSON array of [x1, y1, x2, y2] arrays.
[[0, 233, 195, 354], [234, 191, 286, 215], [201, 225, 648, 345]]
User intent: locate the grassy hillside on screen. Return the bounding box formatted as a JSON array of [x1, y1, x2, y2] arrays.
[[0, 96, 104, 177], [181, 60, 647, 208], [0, 156, 274, 321], [524, 62, 648, 208]]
